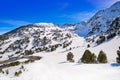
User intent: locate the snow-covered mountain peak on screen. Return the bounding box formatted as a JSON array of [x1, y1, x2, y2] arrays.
[[0, 22, 79, 58], [110, 1, 120, 9], [61, 1, 120, 37], [34, 22, 55, 27], [0, 2, 120, 80], [85, 1, 120, 36]]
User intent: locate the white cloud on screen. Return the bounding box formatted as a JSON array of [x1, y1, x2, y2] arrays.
[[0, 19, 32, 34], [62, 0, 119, 22], [70, 12, 95, 21], [0, 31, 6, 35], [0, 19, 31, 26], [60, 11, 96, 22]]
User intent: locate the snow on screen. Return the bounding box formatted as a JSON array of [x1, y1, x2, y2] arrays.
[[0, 37, 20, 52], [0, 2, 120, 79], [0, 36, 120, 80], [63, 23, 89, 37], [86, 1, 120, 35], [26, 37, 34, 50], [62, 1, 120, 37], [89, 36, 120, 62], [18, 61, 120, 80], [34, 23, 55, 27]]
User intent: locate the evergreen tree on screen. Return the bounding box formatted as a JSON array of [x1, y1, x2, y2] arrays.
[[97, 50, 107, 63], [116, 50, 120, 63], [96, 36, 106, 45], [81, 50, 92, 63], [87, 44, 90, 48], [5, 69, 9, 75], [67, 52, 74, 62], [91, 53, 97, 63], [81, 50, 96, 63], [25, 50, 34, 55], [43, 36, 47, 45]]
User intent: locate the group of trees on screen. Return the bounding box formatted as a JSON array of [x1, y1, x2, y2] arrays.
[[63, 41, 72, 48], [67, 47, 120, 64], [81, 50, 107, 63], [96, 36, 106, 45], [67, 50, 107, 63], [96, 33, 116, 45], [24, 50, 34, 55], [14, 70, 22, 76], [81, 50, 97, 63]]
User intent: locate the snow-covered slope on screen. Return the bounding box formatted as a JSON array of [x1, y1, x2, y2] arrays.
[[62, 1, 120, 37], [87, 1, 120, 35], [0, 22, 120, 80], [0, 35, 120, 80], [62, 21, 88, 37], [0, 23, 79, 60], [0, 1, 120, 80]]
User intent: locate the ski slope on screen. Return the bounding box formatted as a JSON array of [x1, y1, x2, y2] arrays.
[[0, 36, 120, 80]]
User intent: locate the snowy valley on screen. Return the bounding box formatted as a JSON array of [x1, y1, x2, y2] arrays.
[[0, 1, 120, 80]]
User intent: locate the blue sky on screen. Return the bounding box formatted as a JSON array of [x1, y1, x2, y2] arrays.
[[0, 0, 119, 34]]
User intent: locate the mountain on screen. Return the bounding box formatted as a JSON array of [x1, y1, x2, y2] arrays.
[[87, 1, 120, 35], [0, 23, 79, 60], [62, 1, 120, 37], [0, 1, 120, 80], [0, 25, 120, 80], [62, 21, 88, 37], [107, 16, 120, 34]]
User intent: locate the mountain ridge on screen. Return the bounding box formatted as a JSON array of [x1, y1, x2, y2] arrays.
[[0, 1, 120, 80], [62, 1, 120, 37]]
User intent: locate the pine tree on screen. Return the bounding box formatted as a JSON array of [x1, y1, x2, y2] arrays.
[[91, 53, 97, 63], [97, 50, 107, 63], [5, 69, 9, 75], [43, 36, 47, 46], [81, 50, 92, 63], [116, 50, 120, 63], [87, 44, 90, 48], [67, 52, 74, 62], [96, 36, 106, 45], [25, 50, 34, 55], [81, 50, 96, 63]]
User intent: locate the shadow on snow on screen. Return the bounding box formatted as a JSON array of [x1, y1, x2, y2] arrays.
[[111, 63, 120, 67]]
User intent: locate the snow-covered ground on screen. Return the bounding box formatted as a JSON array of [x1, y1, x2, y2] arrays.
[[1, 2, 120, 80], [0, 36, 120, 80]]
